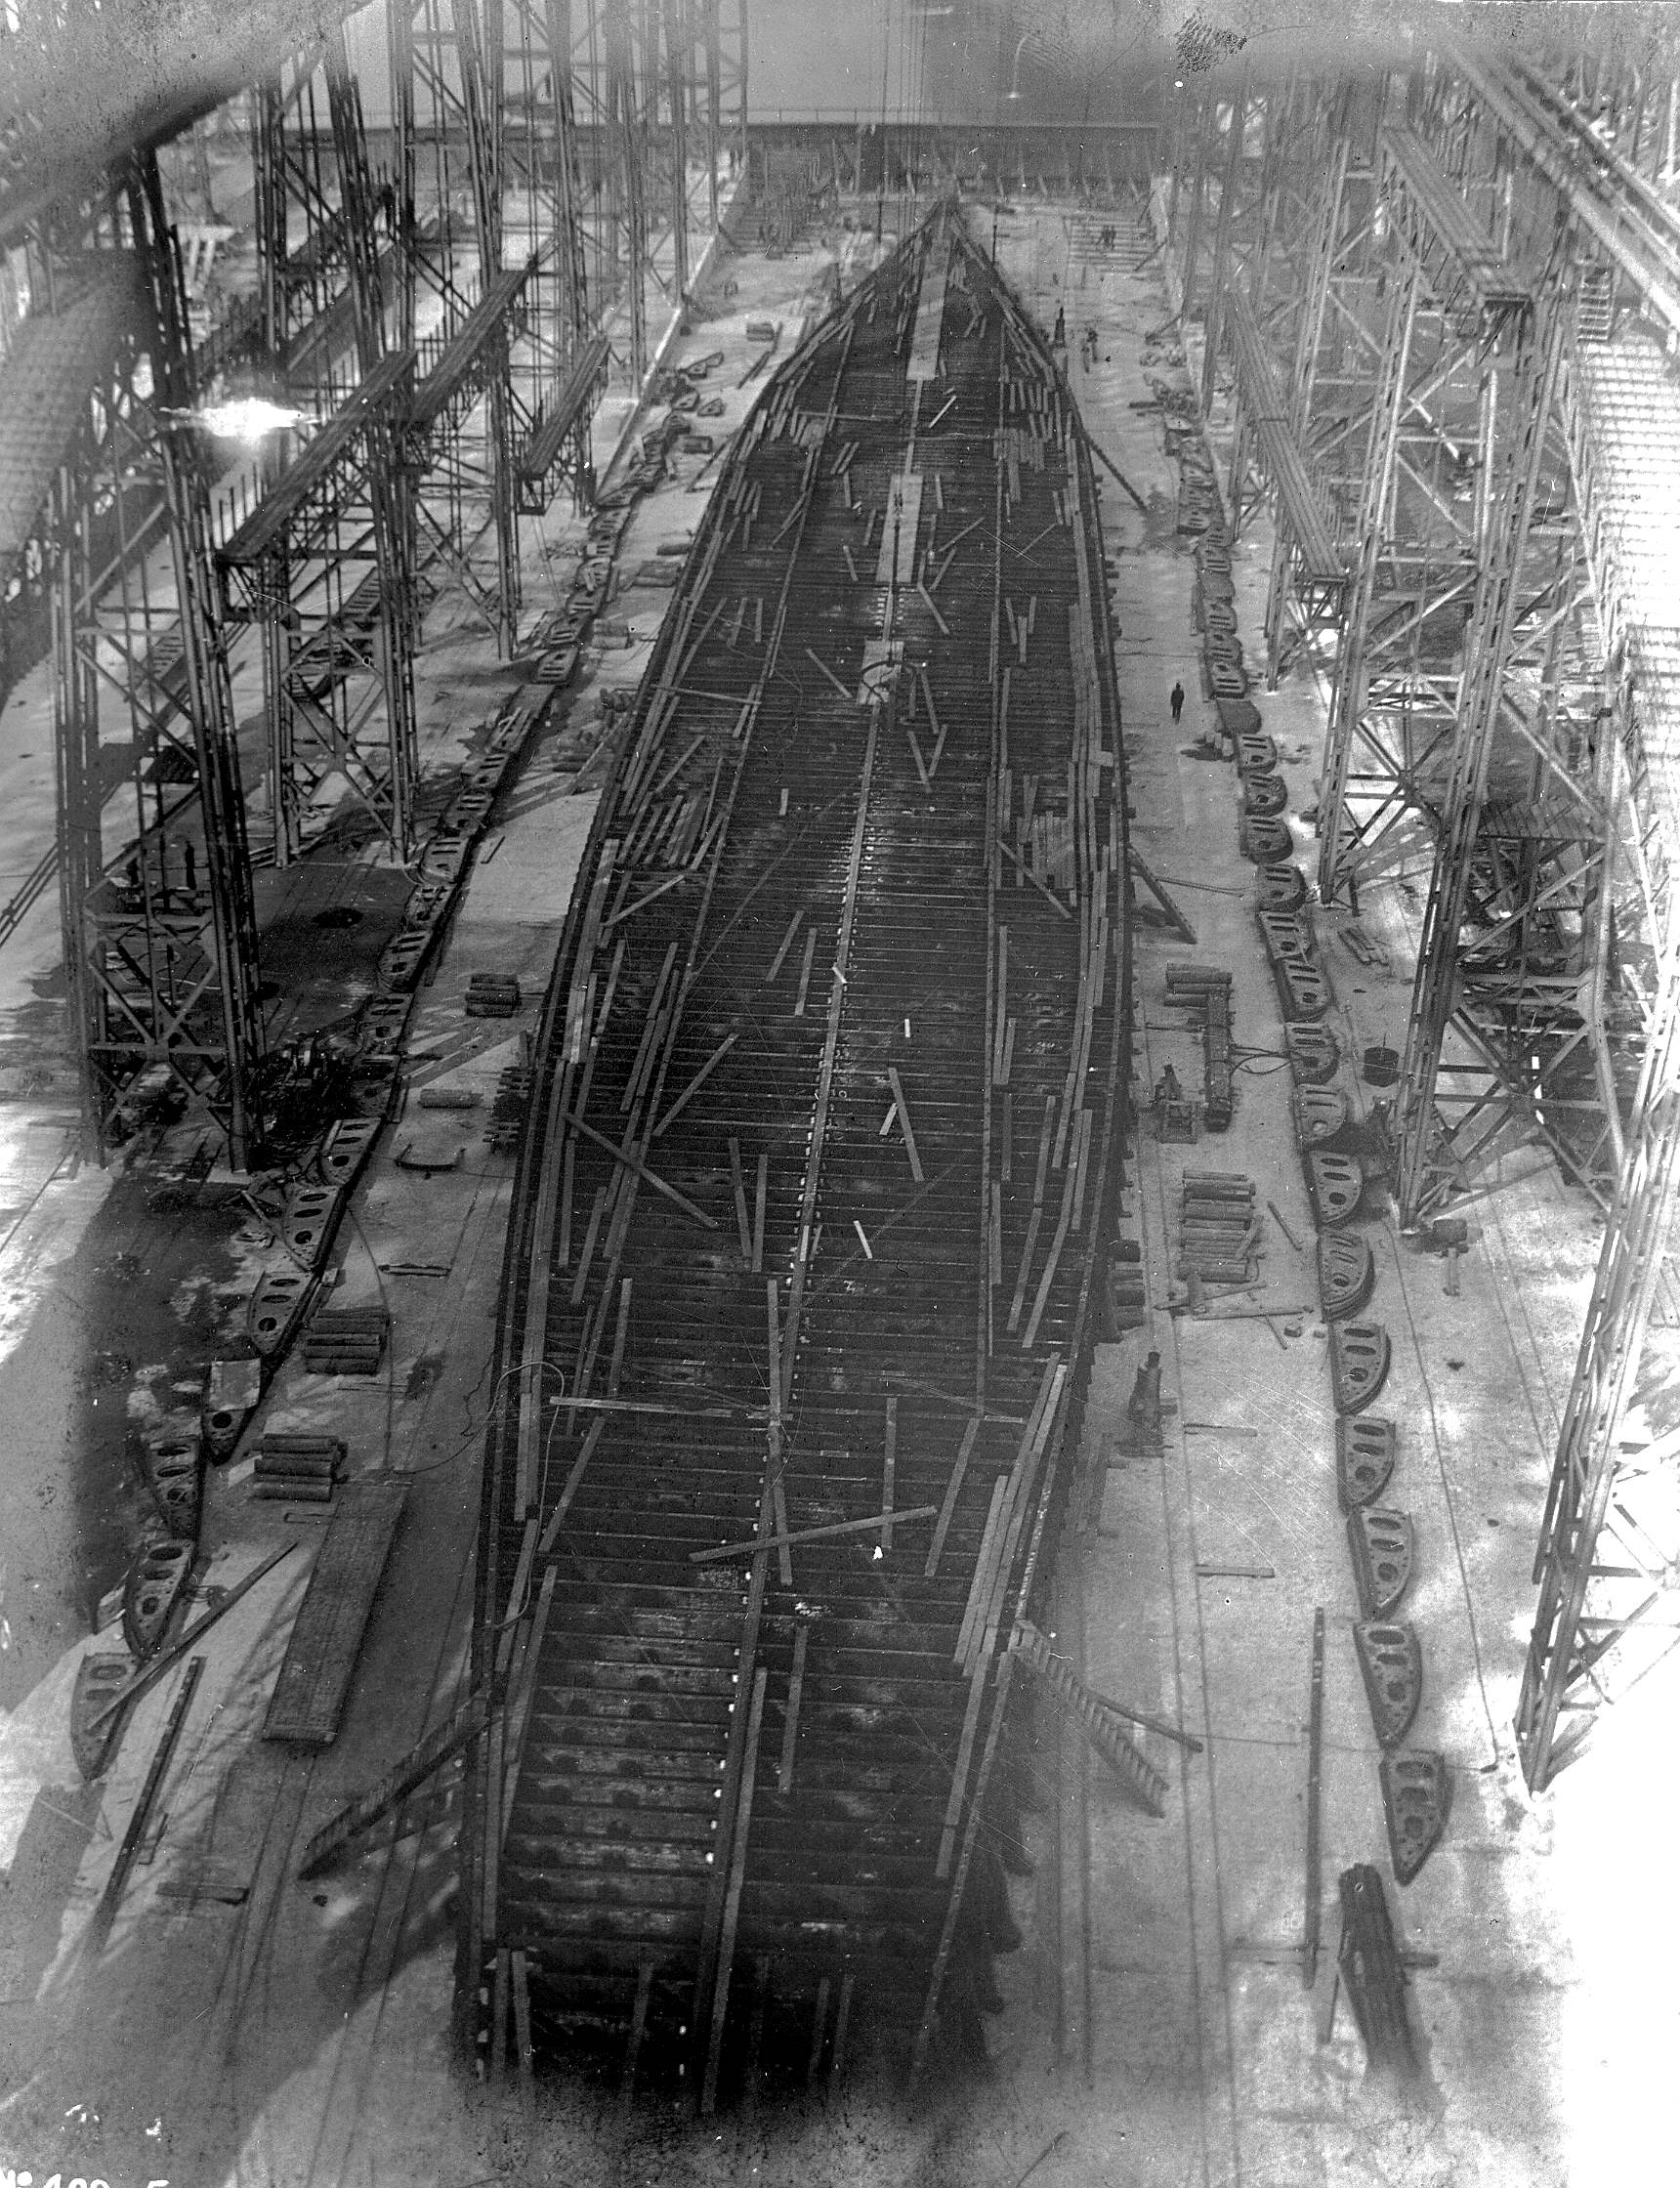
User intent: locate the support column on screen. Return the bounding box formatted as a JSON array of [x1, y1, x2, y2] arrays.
[[1395, 282, 1570, 1223], [1317, 256, 1419, 903]]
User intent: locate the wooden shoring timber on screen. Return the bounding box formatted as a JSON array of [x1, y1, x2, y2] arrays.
[[621, 942, 680, 1114], [937, 1649, 992, 1880], [973, 1369, 1070, 1672], [955, 1359, 1061, 1668], [692, 1504, 939, 1565], [557, 1107, 717, 1231], [1023, 1128, 1083, 1350], [653, 1031, 738, 1138], [765, 909, 804, 981], [1007, 1097, 1058, 1333], [927, 1415, 985, 1579]]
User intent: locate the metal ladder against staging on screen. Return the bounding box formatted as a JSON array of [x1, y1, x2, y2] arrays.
[[1393, 270, 1571, 1225]]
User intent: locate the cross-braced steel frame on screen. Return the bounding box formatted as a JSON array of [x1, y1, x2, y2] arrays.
[[1174, 42, 1680, 1790], [53, 152, 265, 1164]]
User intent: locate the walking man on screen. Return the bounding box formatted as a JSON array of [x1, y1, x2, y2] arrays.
[[1170, 679, 1186, 724]]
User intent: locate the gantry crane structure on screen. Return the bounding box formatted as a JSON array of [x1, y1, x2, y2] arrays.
[[1, 0, 742, 1154], [1166, 23, 1680, 1790]]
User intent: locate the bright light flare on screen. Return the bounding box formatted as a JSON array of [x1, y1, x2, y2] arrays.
[[195, 398, 303, 442]]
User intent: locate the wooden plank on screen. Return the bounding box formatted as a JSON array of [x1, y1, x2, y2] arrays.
[[89, 1656, 205, 1950], [926, 1415, 984, 1579], [886, 1065, 924, 1183], [765, 909, 804, 981], [803, 645, 854, 702], [937, 1652, 990, 1878], [85, 1541, 297, 1736], [752, 1151, 769, 1273], [559, 1106, 718, 1230], [768, 1279, 792, 1586], [882, 1397, 898, 1549], [999, 833, 1073, 919], [1007, 1096, 1057, 1331], [954, 1474, 1010, 1667], [691, 1503, 938, 1564], [540, 1416, 606, 1546], [1129, 844, 1197, 944], [1305, 1607, 1325, 1989], [263, 1477, 409, 1746], [729, 1136, 752, 1257], [1023, 1147, 1081, 1351], [793, 926, 819, 1016]]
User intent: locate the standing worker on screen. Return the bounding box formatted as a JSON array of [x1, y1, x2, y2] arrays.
[[1170, 679, 1186, 724]]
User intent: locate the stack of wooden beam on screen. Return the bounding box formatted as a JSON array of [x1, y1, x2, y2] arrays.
[[1178, 1171, 1259, 1284]]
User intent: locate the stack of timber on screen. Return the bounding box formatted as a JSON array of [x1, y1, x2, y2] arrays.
[[463, 210, 1131, 2103]]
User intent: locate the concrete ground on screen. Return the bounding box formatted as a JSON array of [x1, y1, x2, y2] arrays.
[[0, 182, 1669, 2188]]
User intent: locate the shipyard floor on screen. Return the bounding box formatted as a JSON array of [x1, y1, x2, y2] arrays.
[[0, 190, 1671, 2188]]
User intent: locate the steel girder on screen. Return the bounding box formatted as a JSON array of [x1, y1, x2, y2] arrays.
[[54, 154, 265, 1164], [1389, 65, 1639, 1219]]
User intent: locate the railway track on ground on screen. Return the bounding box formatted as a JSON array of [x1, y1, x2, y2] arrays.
[[459, 203, 1134, 2105]]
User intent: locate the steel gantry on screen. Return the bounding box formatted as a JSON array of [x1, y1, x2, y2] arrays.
[[1173, 41, 1680, 1789], [50, 153, 265, 1162]]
